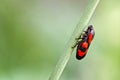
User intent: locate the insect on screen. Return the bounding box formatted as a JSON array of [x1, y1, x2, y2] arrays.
[[76, 25, 95, 60]]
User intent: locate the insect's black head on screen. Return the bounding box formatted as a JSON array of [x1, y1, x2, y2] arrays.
[[87, 25, 95, 36], [88, 25, 93, 30]]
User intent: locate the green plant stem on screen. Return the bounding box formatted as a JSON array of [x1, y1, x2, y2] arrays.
[[49, 0, 100, 80]]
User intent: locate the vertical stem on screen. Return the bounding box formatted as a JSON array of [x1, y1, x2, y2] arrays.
[[49, 0, 100, 80]]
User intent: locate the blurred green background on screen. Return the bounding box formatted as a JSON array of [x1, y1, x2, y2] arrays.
[[0, 0, 120, 80]]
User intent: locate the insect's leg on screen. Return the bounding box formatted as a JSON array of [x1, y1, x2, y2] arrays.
[[75, 31, 87, 40], [73, 30, 87, 48], [72, 39, 82, 48], [75, 37, 80, 40], [75, 34, 83, 40], [72, 41, 79, 48], [83, 31, 87, 33]]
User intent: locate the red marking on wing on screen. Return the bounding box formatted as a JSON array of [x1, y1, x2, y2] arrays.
[[82, 42, 88, 48], [88, 33, 93, 44], [77, 49, 88, 58], [78, 50, 85, 57]]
